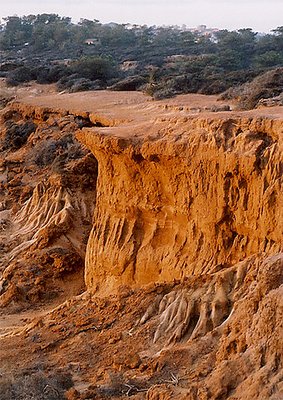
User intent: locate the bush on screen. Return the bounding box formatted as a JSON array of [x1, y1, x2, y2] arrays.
[[57, 74, 104, 92], [3, 120, 37, 150], [220, 67, 283, 109], [109, 75, 147, 91], [31, 134, 85, 167], [69, 77, 102, 92], [6, 66, 37, 86], [56, 73, 80, 91], [0, 370, 73, 400], [151, 86, 178, 100], [255, 51, 283, 68], [70, 56, 117, 82], [36, 65, 70, 84]]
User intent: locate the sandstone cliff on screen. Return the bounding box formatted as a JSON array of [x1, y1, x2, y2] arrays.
[[0, 89, 282, 400], [77, 107, 282, 294]]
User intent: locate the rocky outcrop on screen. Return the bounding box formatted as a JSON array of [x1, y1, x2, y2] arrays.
[[0, 102, 98, 308], [78, 114, 283, 294]]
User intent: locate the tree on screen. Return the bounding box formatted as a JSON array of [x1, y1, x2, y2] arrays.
[[271, 26, 283, 53], [215, 29, 256, 69], [0, 16, 32, 49], [70, 56, 117, 82], [255, 50, 283, 68]]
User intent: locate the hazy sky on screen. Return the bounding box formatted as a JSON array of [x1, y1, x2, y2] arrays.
[[0, 0, 282, 32]]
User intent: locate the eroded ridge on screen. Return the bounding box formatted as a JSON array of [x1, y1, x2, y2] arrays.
[[140, 260, 248, 345], [0, 99, 98, 309], [78, 113, 283, 294]]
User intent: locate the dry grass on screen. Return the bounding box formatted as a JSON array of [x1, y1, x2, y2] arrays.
[[0, 370, 73, 400]]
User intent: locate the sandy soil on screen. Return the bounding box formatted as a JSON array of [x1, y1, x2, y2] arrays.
[[17, 87, 283, 121]]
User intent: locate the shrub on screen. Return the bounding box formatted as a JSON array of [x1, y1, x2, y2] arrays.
[[109, 75, 147, 91], [152, 86, 178, 100], [0, 370, 73, 400], [70, 56, 117, 82], [6, 66, 37, 86], [3, 120, 37, 150], [69, 78, 102, 92], [220, 67, 283, 109], [31, 135, 85, 167], [56, 73, 80, 91], [36, 65, 70, 84]]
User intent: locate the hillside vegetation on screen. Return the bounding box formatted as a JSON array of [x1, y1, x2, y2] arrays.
[[0, 15, 283, 102]]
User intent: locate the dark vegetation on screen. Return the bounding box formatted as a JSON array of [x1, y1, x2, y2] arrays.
[[3, 120, 37, 150], [220, 67, 283, 109], [0, 14, 282, 105], [0, 369, 73, 400], [31, 134, 85, 167]]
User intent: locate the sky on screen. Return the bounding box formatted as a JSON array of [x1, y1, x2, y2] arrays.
[[0, 0, 282, 33]]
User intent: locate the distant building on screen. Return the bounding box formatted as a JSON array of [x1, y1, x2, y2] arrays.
[[197, 25, 207, 32], [84, 38, 101, 45], [186, 25, 220, 36]]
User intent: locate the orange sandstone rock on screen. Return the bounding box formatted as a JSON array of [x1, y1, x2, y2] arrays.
[[77, 111, 283, 294]]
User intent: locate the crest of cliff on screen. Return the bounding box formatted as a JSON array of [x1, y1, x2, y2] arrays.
[[0, 87, 282, 400]]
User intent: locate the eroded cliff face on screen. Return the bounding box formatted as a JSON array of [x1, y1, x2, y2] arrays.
[[3, 252, 281, 400], [78, 114, 282, 293], [0, 101, 98, 309], [0, 90, 282, 400]]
